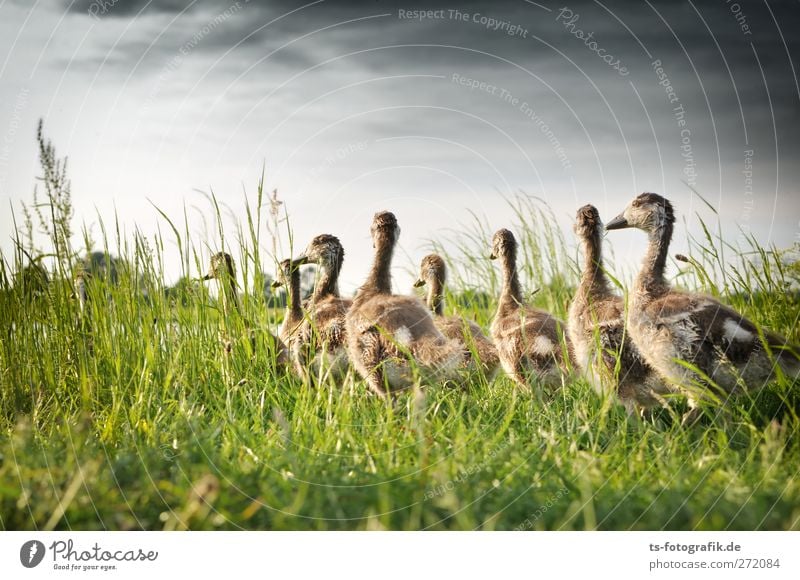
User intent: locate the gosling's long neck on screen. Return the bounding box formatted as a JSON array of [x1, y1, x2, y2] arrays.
[[285, 268, 303, 326], [75, 276, 89, 314], [499, 251, 523, 312], [426, 277, 444, 316], [364, 238, 393, 295], [219, 273, 241, 319], [636, 222, 673, 299], [578, 231, 611, 299], [312, 261, 341, 302]]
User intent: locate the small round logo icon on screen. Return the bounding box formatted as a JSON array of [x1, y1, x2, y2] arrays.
[[20, 540, 45, 568]]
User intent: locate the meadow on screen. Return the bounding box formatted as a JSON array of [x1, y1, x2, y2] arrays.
[[1, 131, 799, 531]]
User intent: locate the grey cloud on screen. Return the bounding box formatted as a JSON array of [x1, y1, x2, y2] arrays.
[[67, 0, 201, 18]]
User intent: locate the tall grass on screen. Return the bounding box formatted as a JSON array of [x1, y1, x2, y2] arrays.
[[1, 128, 799, 531]]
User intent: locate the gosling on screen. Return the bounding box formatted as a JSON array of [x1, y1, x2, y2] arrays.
[[414, 253, 499, 380], [293, 234, 352, 382], [272, 258, 306, 376], [606, 193, 800, 419], [345, 211, 462, 395], [489, 228, 574, 390], [567, 204, 670, 413], [202, 252, 288, 367]]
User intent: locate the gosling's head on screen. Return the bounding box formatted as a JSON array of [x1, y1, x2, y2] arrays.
[[203, 252, 235, 281], [606, 193, 675, 234], [413, 254, 446, 288], [296, 234, 344, 272], [573, 204, 603, 239], [370, 211, 400, 249], [271, 258, 301, 290], [489, 228, 517, 261]]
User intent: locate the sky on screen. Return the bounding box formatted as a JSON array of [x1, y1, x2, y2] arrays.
[[0, 0, 798, 293]]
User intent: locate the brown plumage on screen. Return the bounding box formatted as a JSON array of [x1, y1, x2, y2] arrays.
[[292, 234, 352, 381], [271, 258, 305, 375], [71, 268, 94, 354], [202, 252, 241, 319], [606, 193, 800, 412], [567, 204, 670, 413], [489, 229, 574, 390], [73, 269, 91, 313], [414, 253, 499, 379], [345, 211, 463, 395], [202, 252, 288, 367]]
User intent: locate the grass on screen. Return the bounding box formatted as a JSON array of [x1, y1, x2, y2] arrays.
[[1, 134, 799, 530]]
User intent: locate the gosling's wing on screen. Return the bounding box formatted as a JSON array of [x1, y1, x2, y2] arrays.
[[649, 293, 779, 368]]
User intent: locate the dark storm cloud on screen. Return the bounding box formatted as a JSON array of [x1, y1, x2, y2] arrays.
[[55, 0, 799, 159], [67, 0, 198, 18], [58, 0, 800, 90], [50, 0, 800, 169]]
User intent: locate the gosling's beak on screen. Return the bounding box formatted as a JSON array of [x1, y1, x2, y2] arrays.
[[201, 274, 213, 281], [489, 252, 497, 260], [413, 279, 425, 288], [605, 214, 630, 231], [270, 280, 283, 289], [293, 255, 310, 265]]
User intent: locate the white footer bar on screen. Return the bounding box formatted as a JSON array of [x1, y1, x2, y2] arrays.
[[1, 531, 797, 579]]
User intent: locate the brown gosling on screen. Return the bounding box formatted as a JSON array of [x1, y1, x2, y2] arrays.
[[489, 228, 574, 390], [202, 252, 242, 320], [271, 258, 306, 375], [71, 268, 94, 354], [606, 192, 800, 418], [293, 234, 352, 382], [345, 211, 463, 396], [202, 252, 288, 366], [73, 269, 91, 314], [413, 253, 500, 379], [567, 204, 671, 414]]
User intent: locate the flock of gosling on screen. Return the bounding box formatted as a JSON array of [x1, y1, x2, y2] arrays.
[[204, 192, 800, 422]]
